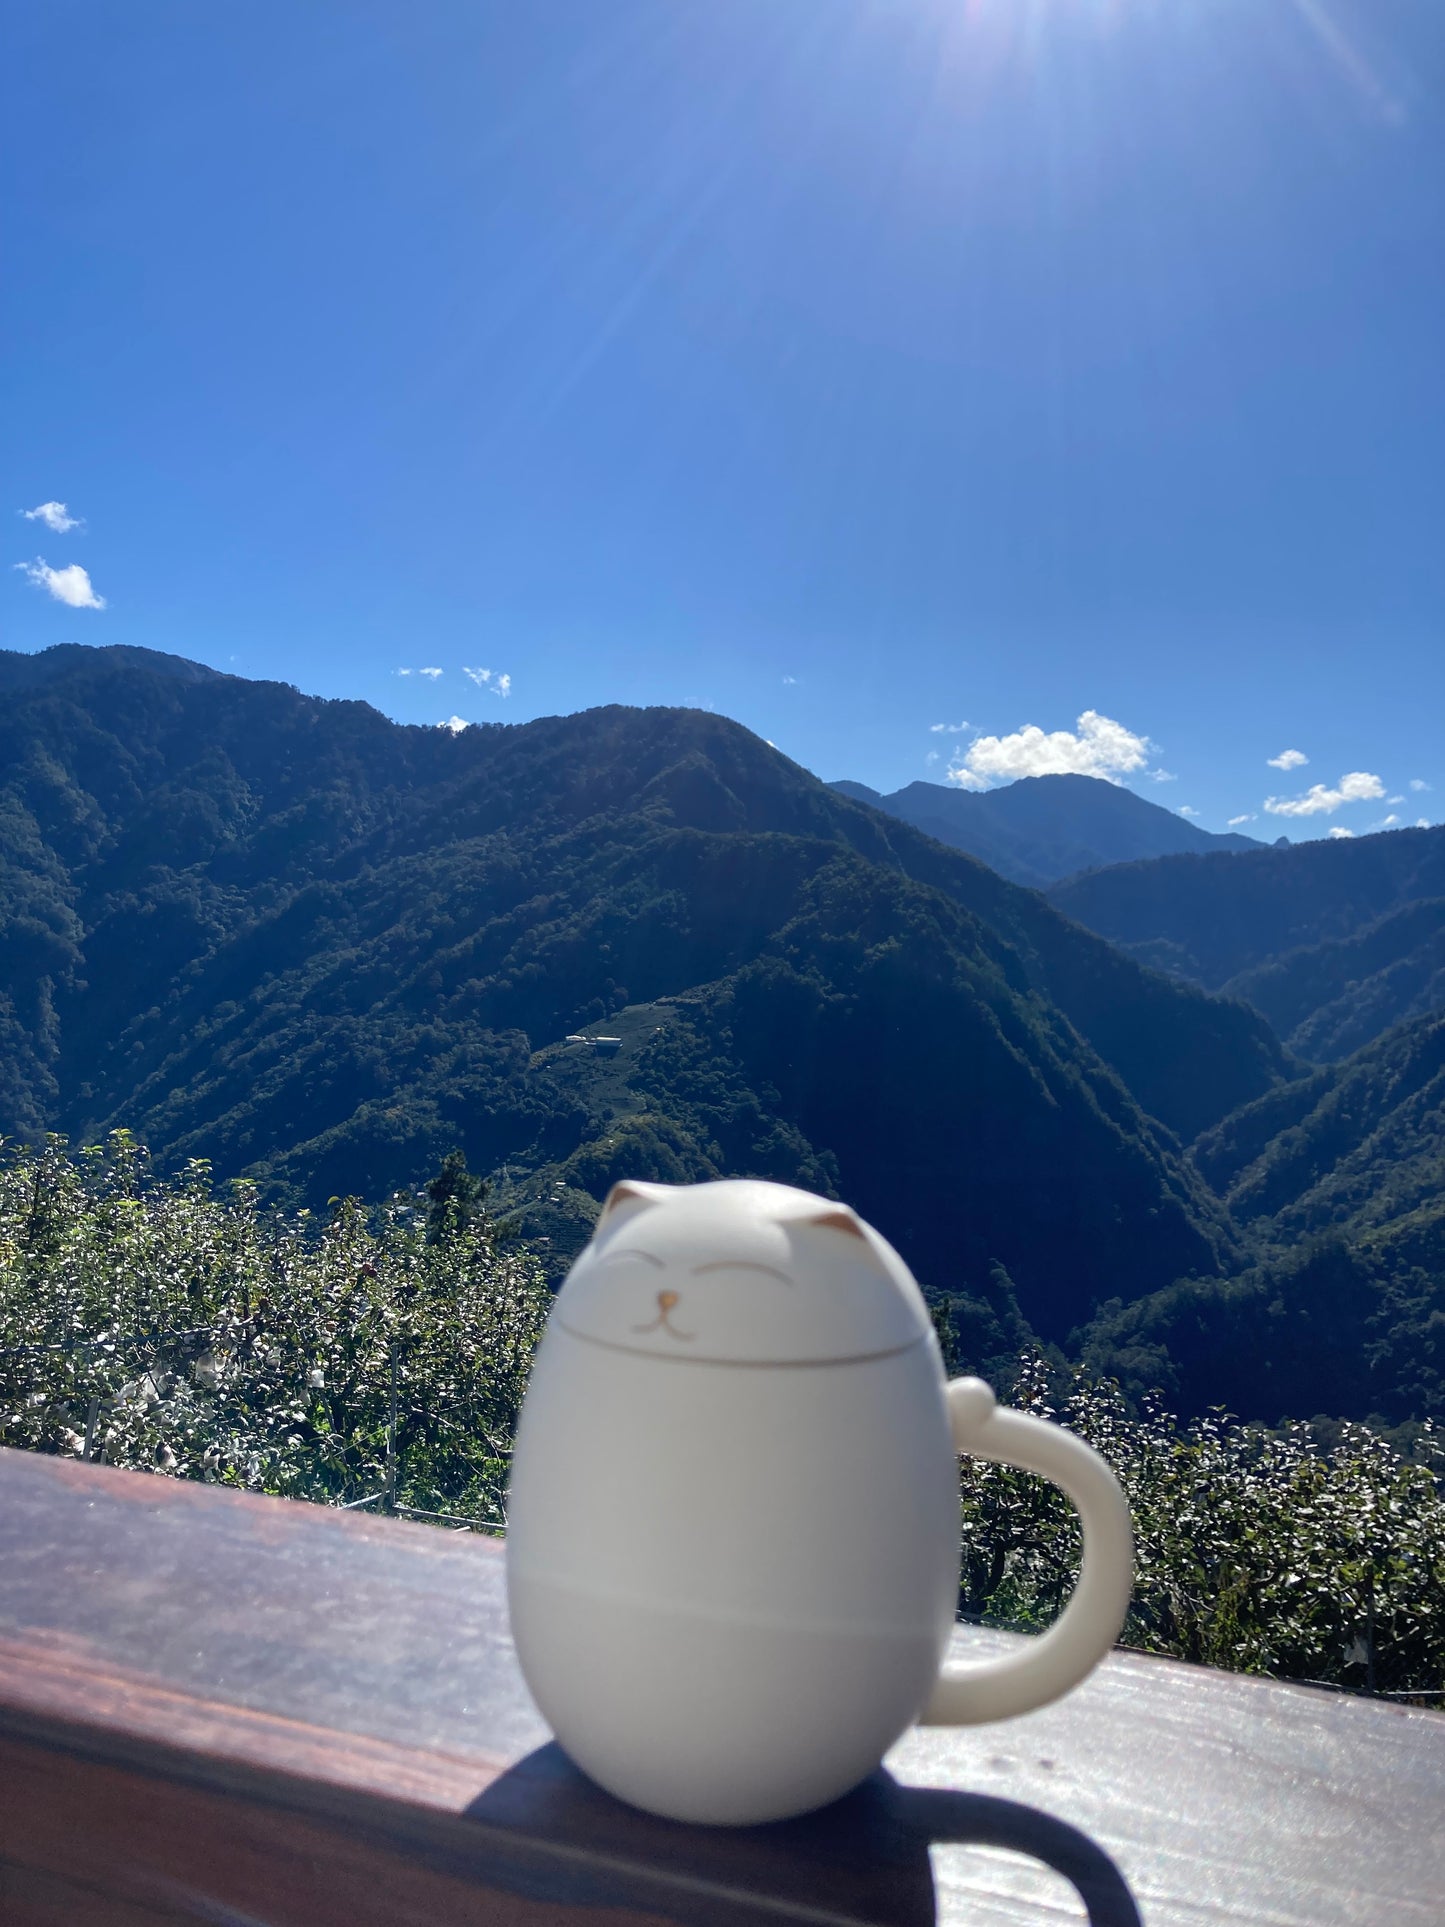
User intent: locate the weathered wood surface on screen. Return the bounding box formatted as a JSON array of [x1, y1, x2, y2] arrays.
[[0, 1447, 1441, 1925]]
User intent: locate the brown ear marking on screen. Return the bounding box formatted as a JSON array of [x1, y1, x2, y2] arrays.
[[597, 1179, 666, 1224], [808, 1207, 868, 1241]]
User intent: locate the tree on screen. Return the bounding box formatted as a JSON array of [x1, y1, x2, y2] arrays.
[[425, 1149, 489, 1246]]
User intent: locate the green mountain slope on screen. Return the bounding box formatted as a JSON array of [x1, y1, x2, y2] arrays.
[[0, 644, 1288, 1334], [1219, 899, 1445, 1062], [1049, 826, 1445, 1061], [1049, 824, 1445, 987], [1081, 1012, 1445, 1423], [1194, 1010, 1445, 1238]]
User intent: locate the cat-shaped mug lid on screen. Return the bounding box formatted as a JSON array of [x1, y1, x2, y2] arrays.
[[554, 1177, 932, 1365]]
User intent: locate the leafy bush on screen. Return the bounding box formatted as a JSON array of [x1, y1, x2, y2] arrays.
[[4, 1136, 1442, 1702], [0, 1133, 550, 1522], [959, 1353, 1445, 1701]]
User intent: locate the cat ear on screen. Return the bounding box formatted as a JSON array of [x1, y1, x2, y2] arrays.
[[804, 1204, 869, 1242], [595, 1179, 673, 1229]]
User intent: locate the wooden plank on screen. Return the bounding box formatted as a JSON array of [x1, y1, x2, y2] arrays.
[[0, 1446, 1441, 1925]]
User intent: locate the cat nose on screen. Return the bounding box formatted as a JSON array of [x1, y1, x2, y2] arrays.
[[657, 1290, 679, 1312]]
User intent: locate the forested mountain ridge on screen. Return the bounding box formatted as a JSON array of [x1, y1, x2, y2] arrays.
[[1050, 821, 1445, 984], [1193, 1009, 1445, 1242], [1081, 1010, 1445, 1425], [831, 771, 1261, 887], [0, 643, 1288, 1335], [0, 642, 225, 693], [1054, 827, 1445, 1423], [1050, 827, 1445, 1062], [1220, 899, 1445, 1063]]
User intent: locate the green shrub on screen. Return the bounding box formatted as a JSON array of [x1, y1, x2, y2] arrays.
[[960, 1352, 1445, 1700], [0, 1133, 550, 1523], [4, 1136, 1442, 1700]]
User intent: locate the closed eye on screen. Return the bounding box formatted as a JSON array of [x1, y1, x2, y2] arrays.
[[691, 1261, 793, 1286], [593, 1247, 665, 1270]]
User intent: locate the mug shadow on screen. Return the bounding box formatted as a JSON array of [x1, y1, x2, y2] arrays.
[[464, 1741, 1143, 1926]]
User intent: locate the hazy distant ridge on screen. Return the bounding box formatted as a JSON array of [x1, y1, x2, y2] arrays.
[[831, 771, 1262, 887], [1051, 828, 1445, 1060]]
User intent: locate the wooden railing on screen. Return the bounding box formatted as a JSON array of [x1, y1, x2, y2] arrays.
[[0, 1446, 1440, 1925]]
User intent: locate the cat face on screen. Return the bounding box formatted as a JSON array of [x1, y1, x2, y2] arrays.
[[554, 1179, 933, 1365]]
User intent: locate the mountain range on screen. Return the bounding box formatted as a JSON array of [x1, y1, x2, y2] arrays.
[[2, 644, 1440, 1427], [1052, 828, 1445, 1061], [831, 772, 1263, 887], [0, 646, 1280, 1329], [1046, 824, 1445, 1422]]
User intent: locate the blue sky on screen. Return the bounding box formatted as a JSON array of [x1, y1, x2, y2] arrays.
[[4, 0, 1441, 839]]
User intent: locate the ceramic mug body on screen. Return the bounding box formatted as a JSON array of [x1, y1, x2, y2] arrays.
[[505, 1178, 1133, 1827], [506, 1326, 959, 1825]]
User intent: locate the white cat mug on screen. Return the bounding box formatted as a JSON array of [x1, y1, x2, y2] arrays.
[[505, 1178, 1133, 1826]]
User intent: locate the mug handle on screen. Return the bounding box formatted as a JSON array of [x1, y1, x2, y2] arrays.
[[922, 1378, 1134, 1726]]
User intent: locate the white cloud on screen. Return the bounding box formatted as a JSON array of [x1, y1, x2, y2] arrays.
[[1387, 795, 1405, 805], [1410, 779, 1432, 793], [929, 720, 970, 734], [438, 716, 470, 734], [463, 665, 511, 698], [946, 709, 1152, 790], [1227, 813, 1257, 827], [1267, 749, 1309, 771], [924, 749, 941, 767], [15, 557, 105, 609], [1178, 806, 1201, 818], [782, 675, 797, 686], [1328, 826, 1355, 839], [1263, 771, 1385, 818], [1418, 817, 1432, 829], [419, 666, 443, 679], [1370, 814, 1401, 830], [1149, 768, 1177, 783], [395, 667, 413, 676], [20, 501, 83, 534]]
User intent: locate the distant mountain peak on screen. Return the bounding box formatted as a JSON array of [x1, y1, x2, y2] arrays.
[[828, 770, 1261, 887]]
